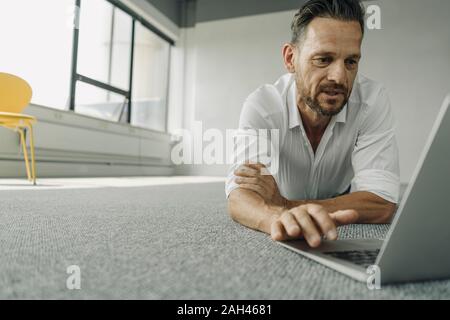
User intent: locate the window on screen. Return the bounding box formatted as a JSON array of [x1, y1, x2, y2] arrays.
[[75, 0, 132, 122], [0, 0, 74, 110], [75, 81, 128, 122], [72, 0, 173, 131], [0, 0, 173, 131], [77, 0, 132, 90], [132, 22, 171, 131]]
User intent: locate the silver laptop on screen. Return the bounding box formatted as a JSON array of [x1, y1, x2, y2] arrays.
[[277, 94, 450, 284]]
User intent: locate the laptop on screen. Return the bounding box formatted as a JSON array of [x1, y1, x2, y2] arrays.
[[277, 94, 450, 284]]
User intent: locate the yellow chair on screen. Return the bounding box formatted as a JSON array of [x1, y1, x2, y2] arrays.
[[0, 72, 37, 185]]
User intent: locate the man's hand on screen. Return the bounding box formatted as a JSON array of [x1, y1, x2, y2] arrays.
[[234, 163, 286, 207], [267, 204, 359, 247], [232, 162, 364, 247]]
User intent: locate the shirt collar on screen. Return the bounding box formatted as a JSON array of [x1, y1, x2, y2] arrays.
[[335, 104, 347, 123], [287, 78, 301, 129]]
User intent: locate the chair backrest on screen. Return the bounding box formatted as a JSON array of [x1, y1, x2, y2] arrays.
[[0, 72, 33, 113]]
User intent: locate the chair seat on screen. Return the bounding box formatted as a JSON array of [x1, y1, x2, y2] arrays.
[[0, 72, 37, 184], [0, 112, 36, 127], [0, 111, 36, 120]]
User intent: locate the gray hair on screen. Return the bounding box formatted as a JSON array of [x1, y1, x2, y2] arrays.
[[291, 0, 366, 44]]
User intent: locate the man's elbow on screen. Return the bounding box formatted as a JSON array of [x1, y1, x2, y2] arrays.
[[364, 192, 398, 223], [227, 191, 240, 222], [378, 201, 397, 223]]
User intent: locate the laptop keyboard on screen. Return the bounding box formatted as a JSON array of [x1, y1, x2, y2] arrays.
[[323, 249, 380, 269]]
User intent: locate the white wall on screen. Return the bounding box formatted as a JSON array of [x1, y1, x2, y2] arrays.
[[177, 11, 292, 176], [178, 0, 450, 183], [360, 0, 450, 183]]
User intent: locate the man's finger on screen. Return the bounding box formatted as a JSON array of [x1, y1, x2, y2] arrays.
[[234, 165, 259, 177], [280, 212, 302, 237], [235, 177, 259, 185], [238, 183, 266, 199], [271, 220, 286, 241], [329, 209, 359, 226], [245, 162, 266, 169], [236, 178, 272, 201], [292, 208, 322, 247], [306, 205, 338, 240], [236, 176, 272, 191], [245, 163, 271, 176]]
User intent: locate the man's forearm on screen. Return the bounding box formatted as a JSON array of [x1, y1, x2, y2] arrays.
[[228, 187, 397, 236], [227, 188, 283, 234], [286, 191, 397, 223]]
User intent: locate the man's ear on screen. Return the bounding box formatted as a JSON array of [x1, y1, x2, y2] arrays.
[[282, 43, 297, 73]]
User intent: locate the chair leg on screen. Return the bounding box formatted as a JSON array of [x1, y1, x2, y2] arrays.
[[28, 124, 37, 185], [19, 128, 32, 182]]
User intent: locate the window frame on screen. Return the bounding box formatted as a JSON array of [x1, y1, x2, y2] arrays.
[[69, 0, 174, 131]]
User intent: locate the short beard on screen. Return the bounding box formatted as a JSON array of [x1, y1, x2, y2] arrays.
[[303, 95, 347, 117]]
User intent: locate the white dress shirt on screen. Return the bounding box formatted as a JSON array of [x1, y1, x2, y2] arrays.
[[225, 73, 400, 203]]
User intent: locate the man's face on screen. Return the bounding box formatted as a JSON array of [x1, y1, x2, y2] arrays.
[[292, 17, 362, 116]]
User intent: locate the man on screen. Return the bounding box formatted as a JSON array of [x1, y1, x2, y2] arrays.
[[226, 0, 400, 248]]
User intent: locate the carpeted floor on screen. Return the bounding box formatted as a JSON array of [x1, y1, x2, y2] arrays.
[[0, 181, 448, 299]]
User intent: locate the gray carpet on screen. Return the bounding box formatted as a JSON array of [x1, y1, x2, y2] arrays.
[[0, 182, 448, 299]]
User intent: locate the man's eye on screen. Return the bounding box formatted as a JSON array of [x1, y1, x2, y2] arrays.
[[313, 57, 332, 66], [346, 59, 358, 67]]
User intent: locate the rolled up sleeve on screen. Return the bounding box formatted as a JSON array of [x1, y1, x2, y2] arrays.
[[350, 88, 401, 203], [225, 100, 278, 199], [225, 130, 259, 198]]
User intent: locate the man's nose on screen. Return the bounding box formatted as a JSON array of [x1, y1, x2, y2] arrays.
[[327, 61, 347, 85]]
